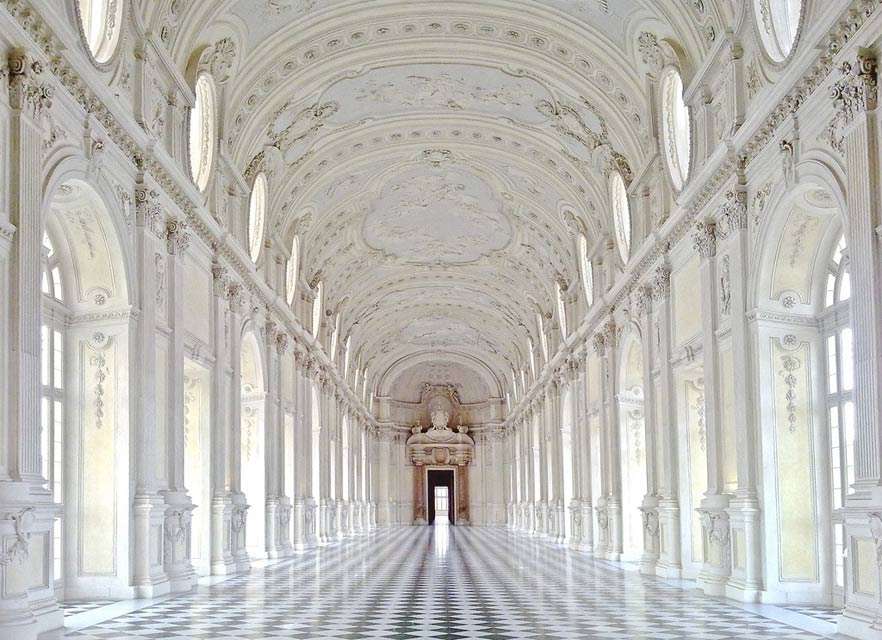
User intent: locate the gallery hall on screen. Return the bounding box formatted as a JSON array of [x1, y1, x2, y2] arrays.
[[0, 0, 881, 638]]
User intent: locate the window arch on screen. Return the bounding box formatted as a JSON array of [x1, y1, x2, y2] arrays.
[[537, 313, 548, 362], [823, 233, 853, 591], [579, 234, 594, 308], [77, 0, 124, 63], [312, 281, 323, 339], [188, 72, 217, 192], [660, 68, 691, 192], [754, 0, 803, 63], [248, 173, 267, 263], [611, 172, 631, 263], [41, 233, 64, 302], [556, 281, 568, 339], [286, 236, 299, 305]]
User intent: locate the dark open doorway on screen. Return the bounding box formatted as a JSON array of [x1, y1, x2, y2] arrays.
[[427, 469, 455, 525]]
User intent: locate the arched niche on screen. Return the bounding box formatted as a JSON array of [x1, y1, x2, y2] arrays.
[[616, 326, 647, 559], [239, 327, 266, 558], [750, 172, 848, 603], [41, 177, 134, 601]]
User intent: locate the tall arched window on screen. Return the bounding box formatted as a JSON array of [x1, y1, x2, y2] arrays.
[[286, 236, 299, 305], [754, 0, 803, 62], [579, 234, 594, 308], [537, 313, 548, 362], [248, 173, 267, 263], [312, 281, 323, 339], [660, 68, 691, 191], [556, 281, 568, 339], [823, 233, 853, 591], [77, 0, 124, 63], [611, 172, 631, 263], [188, 72, 217, 192]]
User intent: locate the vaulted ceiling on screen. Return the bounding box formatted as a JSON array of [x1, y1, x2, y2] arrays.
[[139, 0, 726, 405]]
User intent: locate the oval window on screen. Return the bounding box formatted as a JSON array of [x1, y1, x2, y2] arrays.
[[248, 173, 267, 262], [611, 172, 631, 263], [660, 68, 691, 192], [754, 0, 803, 63], [77, 0, 124, 63], [188, 73, 217, 192]]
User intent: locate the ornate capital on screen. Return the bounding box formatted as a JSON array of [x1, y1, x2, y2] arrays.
[[692, 221, 717, 259], [632, 285, 651, 317], [276, 331, 289, 354], [716, 189, 748, 239], [830, 52, 878, 127], [650, 265, 671, 302], [591, 331, 606, 354], [165, 219, 190, 256], [212, 264, 229, 297], [135, 187, 165, 239], [7, 50, 53, 116], [225, 283, 244, 313]]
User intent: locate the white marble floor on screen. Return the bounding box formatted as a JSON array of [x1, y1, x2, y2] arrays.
[[41, 526, 849, 639]]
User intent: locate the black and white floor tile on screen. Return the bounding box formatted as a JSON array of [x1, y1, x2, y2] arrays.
[[57, 602, 119, 618], [44, 526, 847, 639], [781, 606, 843, 625]]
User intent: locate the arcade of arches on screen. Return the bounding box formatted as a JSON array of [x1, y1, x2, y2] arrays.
[[1, 1, 882, 639]]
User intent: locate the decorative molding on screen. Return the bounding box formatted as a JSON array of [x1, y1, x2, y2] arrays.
[[7, 49, 53, 116], [0, 507, 36, 566], [197, 38, 237, 84]]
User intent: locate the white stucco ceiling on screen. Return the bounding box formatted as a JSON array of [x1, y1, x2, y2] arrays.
[[142, 0, 726, 404]]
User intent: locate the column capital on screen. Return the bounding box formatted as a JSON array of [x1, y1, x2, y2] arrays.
[[716, 189, 748, 239], [650, 265, 671, 302], [692, 220, 717, 260], [830, 50, 878, 127], [165, 219, 190, 256], [7, 49, 53, 117]]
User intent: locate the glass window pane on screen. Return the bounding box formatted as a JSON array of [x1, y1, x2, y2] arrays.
[[41, 326, 50, 387], [54, 331, 63, 390], [839, 270, 851, 302], [840, 328, 854, 392], [827, 334, 837, 394]]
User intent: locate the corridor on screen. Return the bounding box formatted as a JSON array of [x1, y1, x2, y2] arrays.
[[47, 527, 843, 640]]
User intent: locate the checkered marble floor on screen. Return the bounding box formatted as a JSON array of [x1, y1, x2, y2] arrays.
[[58, 601, 119, 617], [50, 526, 843, 639], [780, 606, 842, 625]]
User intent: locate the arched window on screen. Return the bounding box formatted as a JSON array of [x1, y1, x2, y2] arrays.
[[286, 236, 299, 305], [77, 0, 123, 63], [343, 335, 352, 377], [660, 68, 691, 191], [312, 281, 323, 339], [40, 231, 64, 582], [41, 233, 64, 302], [188, 73, 217, 192], [248, 173, 267, 262], [579, 234, 594, 308], [556, 281, 568, 339], [329, 314, 340, 361], [823, 233, 853, 590], [754, 0, 803, 62], [537, 313, 548, 362], [611, 172, 631, 263]]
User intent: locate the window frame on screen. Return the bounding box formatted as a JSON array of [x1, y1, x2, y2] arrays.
[[659, 67, 692, 193]]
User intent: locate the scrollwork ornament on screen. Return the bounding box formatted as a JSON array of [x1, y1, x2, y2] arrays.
[[0, 507, 36, 566], [650, 265, 671, 302], [693, 221, 717, 259], [717, 190, 748, 239], [7, 50, 53, 117]]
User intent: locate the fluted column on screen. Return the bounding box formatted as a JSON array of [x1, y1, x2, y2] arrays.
[[0, 50, 63, 637], [651, 265, 681, 578], [831, 52, 882, 640], [633, 288, 660, 574], [693, 220, 731, 597], [162, 219, 197, 591]]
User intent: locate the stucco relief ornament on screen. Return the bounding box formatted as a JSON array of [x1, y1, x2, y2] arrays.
[[779, 354, 801, 433], [0, 507, 36, 566], [165, 219, 190, 256], [716, 190, 748, 239], [7, 51, 53, 116], [719, 255, 731, 317], [135, 187, 165, 239], [869, 512, 882, 566], [651, 265, 671, 301], [824, 53, 878, 153], [692, 221, 717, 259], [197, 38, 237, 84]]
